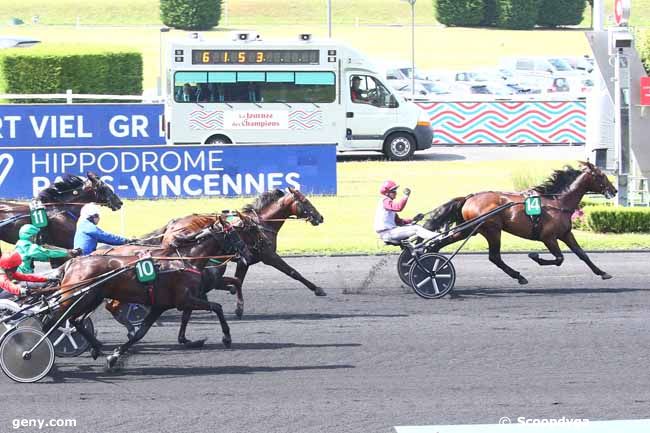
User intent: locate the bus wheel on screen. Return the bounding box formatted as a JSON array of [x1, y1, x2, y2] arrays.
[[383, 133, 414, 161], [205, 135, 232, 145]]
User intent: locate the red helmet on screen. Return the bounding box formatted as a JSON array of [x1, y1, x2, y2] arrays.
[[0, 252, 22, 270], [380, 180, 399, 195]]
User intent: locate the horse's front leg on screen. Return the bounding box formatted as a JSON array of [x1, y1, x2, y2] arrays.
[[183, 294, 232, 348], [261, 251, 326, 296], [482, 228, 528, 285], [560, 231, 612, 279], [178, 309, 206, 348], [233, 262, 249, 317], [528, 238, 564, 266], [106, 306, 165, 369]]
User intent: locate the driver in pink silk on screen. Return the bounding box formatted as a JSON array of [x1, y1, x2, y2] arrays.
[[374, 180, 437, 245]]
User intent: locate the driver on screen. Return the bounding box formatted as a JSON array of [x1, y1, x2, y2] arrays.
[[350, 76, 369, 103], [15, 224, 79, 275], [0, 252, 53, 299], [374, 180, 437, 245], [74, 203, 132, 256]]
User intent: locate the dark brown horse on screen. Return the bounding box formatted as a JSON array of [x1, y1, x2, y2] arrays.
[[137, 187, 325, 318], [0, 172, 123, 263], [53, 216, 248, 367], [423, 162, 617, 285]]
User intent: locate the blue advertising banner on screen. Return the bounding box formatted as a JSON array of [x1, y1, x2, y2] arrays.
[[0, 104, 164, 148], [0, 144, 336, 199]]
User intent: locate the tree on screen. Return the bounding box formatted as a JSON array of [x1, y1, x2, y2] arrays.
[[496, 0, 540, 30], [537, 0, 587, 27], [160, 0, 222, 31], [435, 0, 485, 27]]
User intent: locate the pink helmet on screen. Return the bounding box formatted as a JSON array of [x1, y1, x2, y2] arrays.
[[380, 180, 398, 195]]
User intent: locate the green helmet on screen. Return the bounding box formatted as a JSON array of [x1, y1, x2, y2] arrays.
[[19, 224, 40, 240]]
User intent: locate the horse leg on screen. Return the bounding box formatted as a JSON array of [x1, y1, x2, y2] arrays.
[[528, 238, 564, 266], [105, 300, 136, 338], [483, 228, 528, 285], [261, 251, 326, 296], [106, 306, 165, 369], [233, 261, 249, 317], [71, 317, 104, 360], [560, 231, 612, 279], [224, 276, 243, 318], [184, 294, 232, 348], [177, 309, 206, 348]]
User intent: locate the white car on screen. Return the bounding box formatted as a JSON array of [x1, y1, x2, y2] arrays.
[[0, 36, 40, 48]]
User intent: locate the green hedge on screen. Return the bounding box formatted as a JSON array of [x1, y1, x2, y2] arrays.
[[496, 0, 540, 29], [576, 206, 650, 233], [537, 0, 586, 27], [435, 0, 484, 27], [481, 0, 498, 26], [160, 0, 222, 30], [0, 45, 142, 103]]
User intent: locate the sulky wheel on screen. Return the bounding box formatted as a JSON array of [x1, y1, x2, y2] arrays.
[[0, 300, 42, 332], [396, 248, 416, 286], [49, 317, 94, 358], [125, 304, 150, 327], [408, 252, 456, 299], [0, 327, 54, 383]]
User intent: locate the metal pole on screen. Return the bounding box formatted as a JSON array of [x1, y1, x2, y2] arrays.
[[411, 1, 415, 98], [328, 0, 332, 38], [593, 0, 604, 31], [614, 49, 631, 206], [159, 27, 170, 98]]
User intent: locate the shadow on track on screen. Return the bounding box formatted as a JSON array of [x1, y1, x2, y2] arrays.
[[449, 287, 645, 299], [128, 342, 362, 353], [155, 312, 408, 324], [49, 364, 355, 383]]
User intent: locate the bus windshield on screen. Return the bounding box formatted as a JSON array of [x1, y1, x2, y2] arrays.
[[173, 70, 336, 104]]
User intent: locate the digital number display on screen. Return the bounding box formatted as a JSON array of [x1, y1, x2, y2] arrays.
[[192, 50, 320, 65]]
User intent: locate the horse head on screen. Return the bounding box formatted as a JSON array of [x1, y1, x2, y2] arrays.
[[84, 172, 123, 210], [579, 161, 617, 199], [286, 187, 324, 226]]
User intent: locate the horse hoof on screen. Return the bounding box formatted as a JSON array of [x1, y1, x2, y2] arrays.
[[313, 287, 327, 296], [226, 284, 237, 295], [90, 348, 102, 360], [601, 273, 612, 280], [528, 253, 539, 261], [222, 335, 232, 348], [184, 338, 206, 349], [235, 305, 244, 318], [518, 276, 528, 285], [106, 354, 118, 369]]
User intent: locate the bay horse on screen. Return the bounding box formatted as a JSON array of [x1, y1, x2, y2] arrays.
[[0, 172, 123, 264], [137, 187, 325, 318], [52, 216, 248, 367], [422, 162, 617, 285]]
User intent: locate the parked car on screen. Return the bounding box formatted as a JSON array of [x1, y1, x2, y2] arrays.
[[0, 35, 40, 48]]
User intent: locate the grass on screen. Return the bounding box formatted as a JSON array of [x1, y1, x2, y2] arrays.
[[2, 1, 650, 26], [44, 159, 646, 256]]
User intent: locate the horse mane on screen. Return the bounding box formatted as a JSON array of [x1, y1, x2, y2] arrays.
[[37, 174, 85, 202], [530, 166, 583, 195], [242, 189, 285, 213]]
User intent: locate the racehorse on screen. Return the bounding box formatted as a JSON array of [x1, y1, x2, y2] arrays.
[[0, 172, 123, 264], [422, 162, 617, 285], [137, 187, 325, 318], [52, 216, 248, 367]]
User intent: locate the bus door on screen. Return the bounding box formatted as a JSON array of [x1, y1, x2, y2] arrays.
[[344, 74, 398, 149]]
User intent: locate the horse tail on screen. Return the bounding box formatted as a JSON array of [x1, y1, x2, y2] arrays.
[[423, 195, 471, 231]]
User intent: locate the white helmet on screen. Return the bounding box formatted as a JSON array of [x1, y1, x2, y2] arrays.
[[80, 203, 101, 221]]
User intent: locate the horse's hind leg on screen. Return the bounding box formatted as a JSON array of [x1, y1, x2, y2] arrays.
[[528, 238, 564, 266], [178, 309, 206, 348], [560, 231, 611, 279], [107, 306, 165, 369], [71, 317, 104, 360], [482, 228, 528, 285]]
